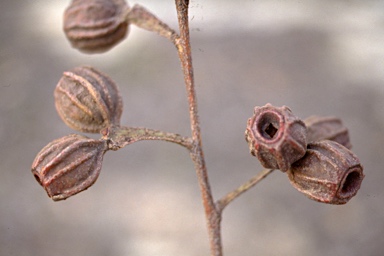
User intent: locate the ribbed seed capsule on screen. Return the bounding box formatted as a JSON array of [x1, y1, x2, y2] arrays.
[[288, 140, 364, 205], [64, 0, 129, 53], [304, 115, 352, 149], [245, 104, 307, 172], [54, 66, 123, 133], [31, 134, 108, 201]]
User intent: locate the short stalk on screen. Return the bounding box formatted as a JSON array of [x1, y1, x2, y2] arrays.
[[216, 169, 275, 213], [125, 4, 179, 44], [101, 125, 193, 151]]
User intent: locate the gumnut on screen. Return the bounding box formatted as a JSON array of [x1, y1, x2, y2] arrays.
[[288, 140, 364, 205], [245, 104, 307, 172], [32, 134, 108, 201], [54, 66, 123, 133], [63, 0, 130, 53], [304, 115, 352, 149]]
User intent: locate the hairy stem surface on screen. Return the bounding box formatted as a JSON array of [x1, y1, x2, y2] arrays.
[[216, 169, 275, 213], [126, 4, 179, 43], [174, 0, 222, 255], [101, 125, 193, 151]]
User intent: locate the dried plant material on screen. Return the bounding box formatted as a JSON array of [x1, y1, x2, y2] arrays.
[[29, 0, 368, 254], [125, 4, 178, 42], [54, 66, 123, 133], [245, 104, 307, 172], [304, 115, 352, 149], [32, 134, 108, 201], [288, 140, 364, 205], [64, 0, 129, 53]]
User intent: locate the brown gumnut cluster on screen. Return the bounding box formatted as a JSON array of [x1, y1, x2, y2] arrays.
[[32, 0, 132, 200], [31, 0, 173, 201], [245, 104, 364, 205], [32, 0, 365, 206], [32, 66, 122, 201]]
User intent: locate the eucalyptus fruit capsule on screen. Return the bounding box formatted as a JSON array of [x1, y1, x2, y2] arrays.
[[32, 134, 107, 201], [288, 140, 364, 205], [64, 0, 130, 53], [245, 104, 307, 172], [304, 115, 352, 149], [54, 66, 123, 133]]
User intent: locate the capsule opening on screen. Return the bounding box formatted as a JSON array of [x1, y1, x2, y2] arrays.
[[257, 112, 280, 140], [341, 170, 361, 194], [265, 123, 278, 139], [33, 173, 42, 186]]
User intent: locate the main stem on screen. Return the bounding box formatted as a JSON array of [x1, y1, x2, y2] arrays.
[[174, 0, 222, 255]]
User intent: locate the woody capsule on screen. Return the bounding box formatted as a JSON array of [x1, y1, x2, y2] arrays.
[[246, 104, 364, 205], [245, 104, 307, 172], [63, 0, 130, 53], [288, 140, 364, 204], [32, 134, 108, 201], [54, 66, 123, 133]]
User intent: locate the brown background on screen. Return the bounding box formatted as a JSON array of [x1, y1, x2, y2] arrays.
[[1, 0, 383, 255]]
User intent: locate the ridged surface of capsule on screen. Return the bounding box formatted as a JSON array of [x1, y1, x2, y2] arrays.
[[54, 66, 123, 133], [245, 104, 307, 172], [64, 0, 129, 53], [32, 134, 108, 201], [288, 140, 364, 205], [304, 115, 351, 149]]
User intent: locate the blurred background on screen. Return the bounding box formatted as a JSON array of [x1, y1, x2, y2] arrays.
[[1, 0, 384, 255]]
